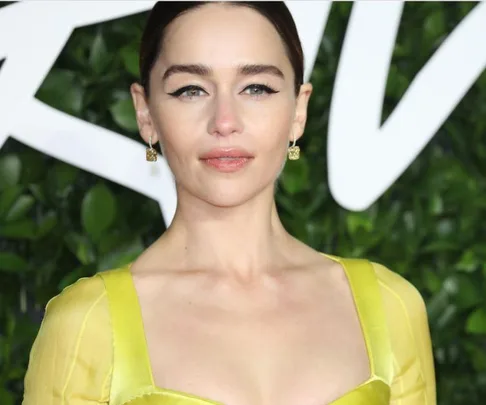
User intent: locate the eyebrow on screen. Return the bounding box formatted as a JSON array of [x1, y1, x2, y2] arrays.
[[162, 63, 285, 81]]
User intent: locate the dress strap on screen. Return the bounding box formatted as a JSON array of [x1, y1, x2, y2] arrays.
[[97, 266, 155, 405], [323, 254, 393, 385]]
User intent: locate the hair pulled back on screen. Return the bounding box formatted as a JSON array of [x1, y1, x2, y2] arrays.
[[139, 1, 304, 96]]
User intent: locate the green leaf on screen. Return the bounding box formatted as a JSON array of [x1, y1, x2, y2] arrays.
[[0, 155, 21, 190], [346, 212, 373, 234], [57, 264, 94, 291], [46, 162, 79, 200], [109, 98, 138, 132], [385, 64, 409, 99], [89, 31, 108, 74], [0, 185, 23, 221], [435, 218, 455, 237], [450, 274, 483, 309], [64, 232, 96, 265], [301, 184, 328, 217], [97, 229, 131, 256], [81, 183, 116, 240], [466, 308, 486, 334], [464, 342, 486, 372], [4, 194, 35, 222], [436, 304, 457, 330], [28, 183, 47, 204], [36, 211, 58, 240], [19, 150, 46, 184], [427, 288, 450, 322], [423, 8, 445, 43], [7, 365, 28, 381], [0, 387, 14, 405], [429, 193, 443, 215], [456, 250, 480, 273], [459, 2, 477, 18], [422, 240, 457, 253], [97, 236, 144, 271], [279, 155, 310, 195], [275, 192, 295, 215], [423, 269, 442, 293], [36, 68, 84, 115], [120, 45, 139, 77], [0, 219, 36, 239], [0, 252, 29, 273]]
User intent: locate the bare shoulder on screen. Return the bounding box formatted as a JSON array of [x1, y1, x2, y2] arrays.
[[286, 239, 339, 268], [286, 242, 350, 292]]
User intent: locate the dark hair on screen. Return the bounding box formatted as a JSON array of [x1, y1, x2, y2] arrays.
[[139, 1, 304, 97]]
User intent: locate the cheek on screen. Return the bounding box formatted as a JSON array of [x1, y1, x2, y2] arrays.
[[251, 102, 294, 151], [154, 106, 200, 160]]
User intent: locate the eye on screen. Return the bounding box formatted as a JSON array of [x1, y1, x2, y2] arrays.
[[242, 84, 279, 96], [168, 85, 207, 99]]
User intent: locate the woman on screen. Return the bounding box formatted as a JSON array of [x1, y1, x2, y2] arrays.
[[22, 2, 436, 405]]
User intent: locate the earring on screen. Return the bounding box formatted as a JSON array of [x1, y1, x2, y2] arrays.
[[288, 133, 300, 160], [146, 135, 157, 162]]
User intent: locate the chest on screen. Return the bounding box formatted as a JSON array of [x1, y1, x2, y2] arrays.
[[137, 278, 370, 405]]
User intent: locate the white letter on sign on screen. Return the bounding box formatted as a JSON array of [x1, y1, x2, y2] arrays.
[[328, 1, 486, 211]]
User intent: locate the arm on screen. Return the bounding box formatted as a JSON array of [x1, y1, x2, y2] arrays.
[[373, 262, 436, 405], [22, 275, 112, 405]]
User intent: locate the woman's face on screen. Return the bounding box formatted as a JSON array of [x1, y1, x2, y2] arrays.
[[132, 3, 312, 207]]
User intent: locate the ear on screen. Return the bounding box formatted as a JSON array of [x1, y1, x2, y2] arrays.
[[130, 82, 159, 145], [291, 83, 313, 142]]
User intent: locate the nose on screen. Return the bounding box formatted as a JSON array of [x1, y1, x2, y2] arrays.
[[207, 93, 244, 138]]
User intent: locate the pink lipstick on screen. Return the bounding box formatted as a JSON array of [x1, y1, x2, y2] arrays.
[[199, 148, 254, 173]]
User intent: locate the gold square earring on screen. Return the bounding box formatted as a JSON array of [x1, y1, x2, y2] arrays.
[[146, 135, 157, 162], [288, 133, 300, 160]]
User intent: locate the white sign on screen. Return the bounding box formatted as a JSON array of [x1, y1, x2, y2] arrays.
[[329, 1, 486, 210], [0, 1, 485, 222]]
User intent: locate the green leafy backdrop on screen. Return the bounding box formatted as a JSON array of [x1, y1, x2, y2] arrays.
[[1, 2, 485, 404]]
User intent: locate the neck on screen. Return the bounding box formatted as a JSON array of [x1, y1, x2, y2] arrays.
[[160, 183, 293, 279]]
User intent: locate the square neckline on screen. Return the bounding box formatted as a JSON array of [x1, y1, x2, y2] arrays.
[[122, 253, 378, 405]]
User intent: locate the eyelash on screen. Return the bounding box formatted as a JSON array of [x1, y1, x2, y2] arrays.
[[168, 84, 279, 99]]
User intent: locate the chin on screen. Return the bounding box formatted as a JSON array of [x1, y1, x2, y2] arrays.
[[201, 184, 261, 208], [175, 165, 278, 208], [192, 175, 275, 208]]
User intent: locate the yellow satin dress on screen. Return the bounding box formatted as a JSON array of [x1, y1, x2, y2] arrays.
[[22, 254, 436, 405]]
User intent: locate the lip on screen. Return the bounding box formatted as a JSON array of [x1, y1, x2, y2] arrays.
[[199, 147, 254, 173], [199, 147, 254, 159]]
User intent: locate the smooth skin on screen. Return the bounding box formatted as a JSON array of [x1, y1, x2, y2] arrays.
[[128, 3, 371, 405]]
